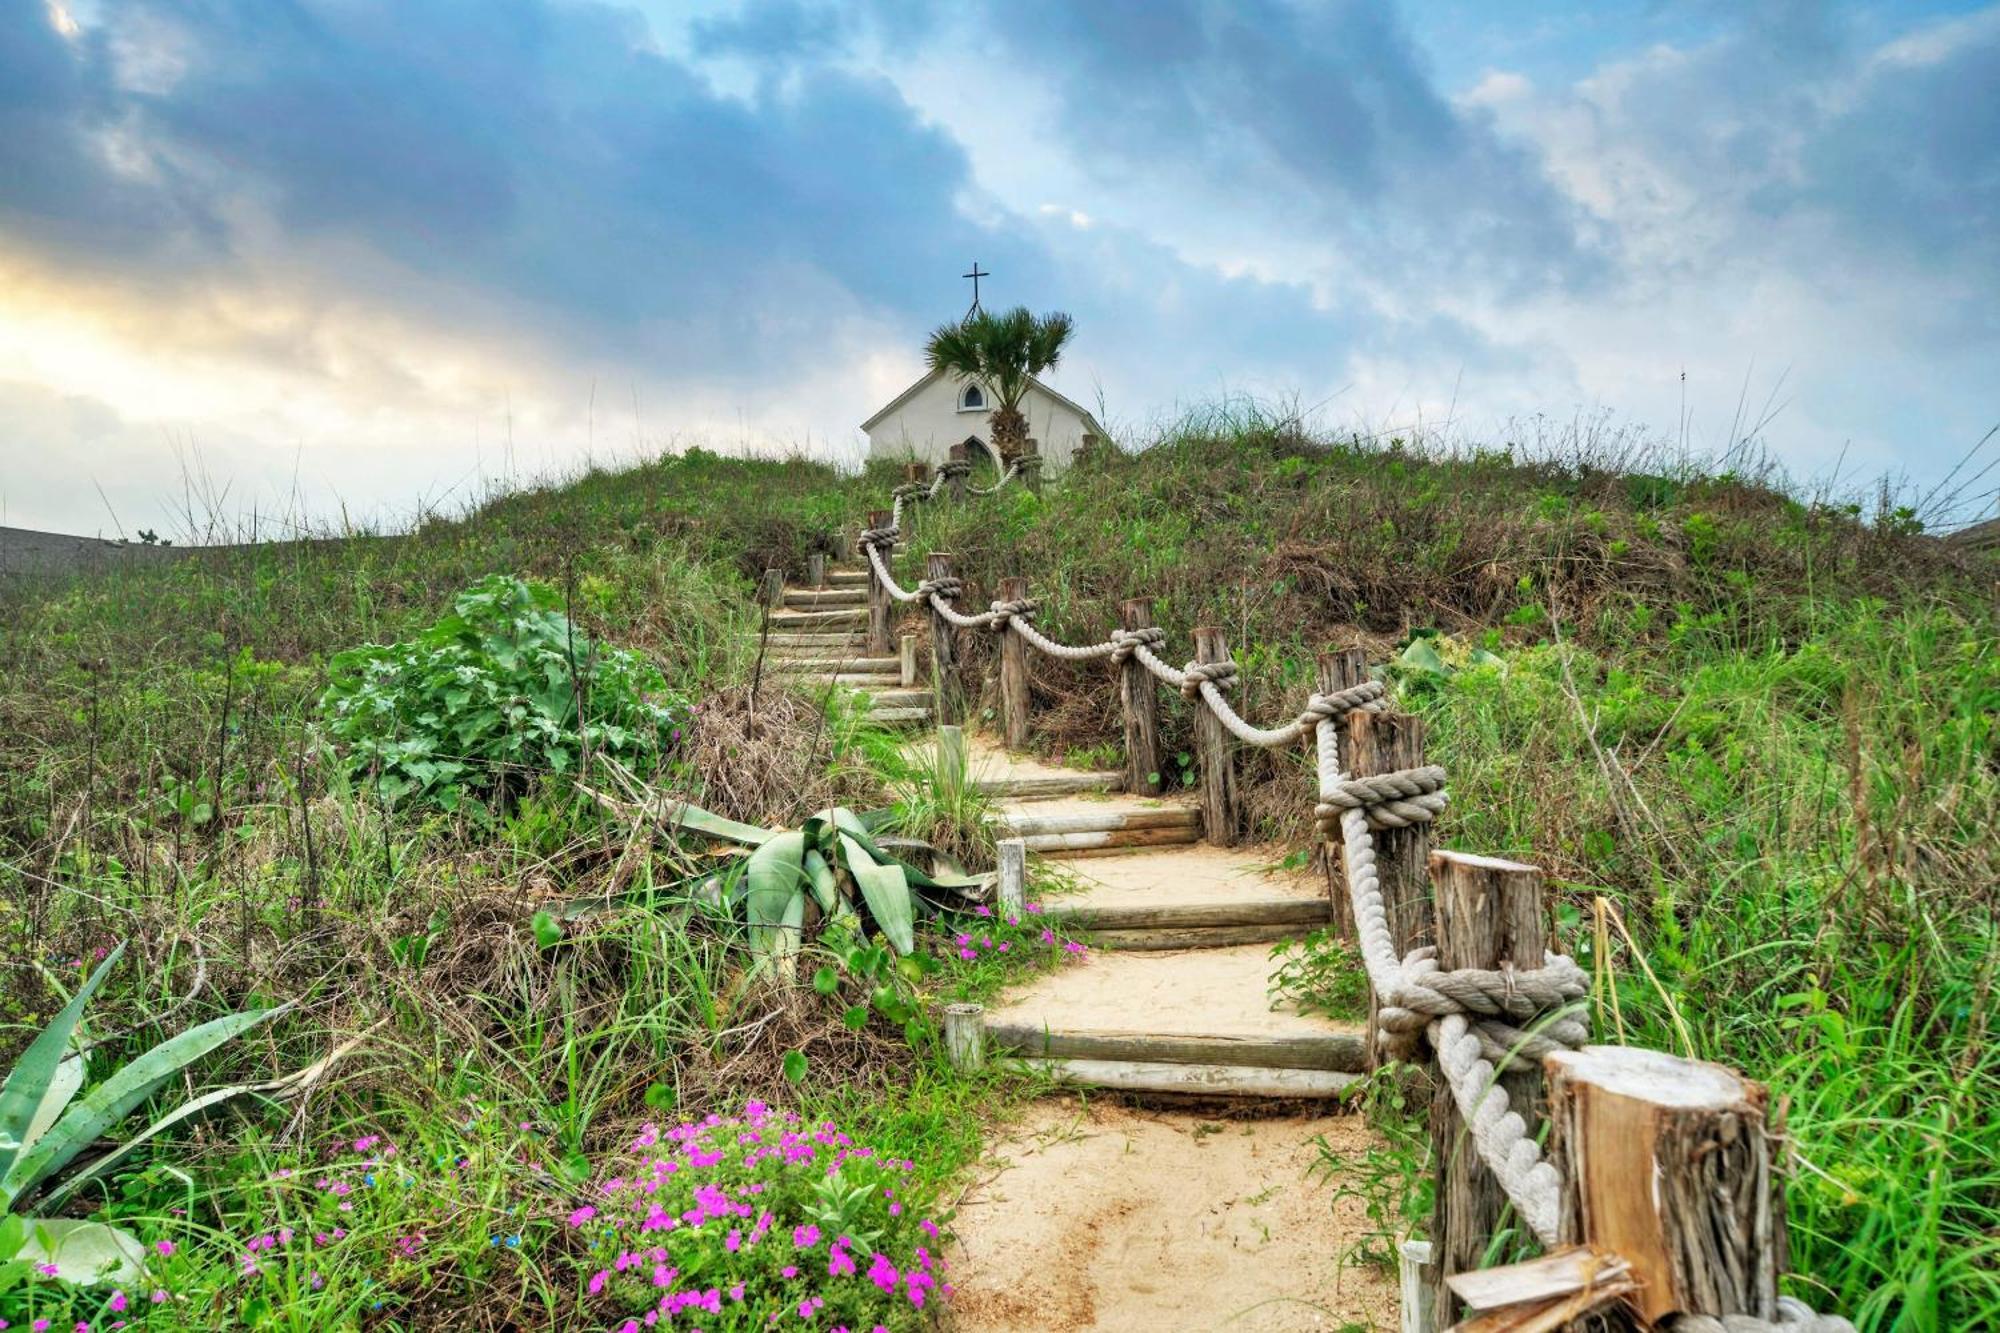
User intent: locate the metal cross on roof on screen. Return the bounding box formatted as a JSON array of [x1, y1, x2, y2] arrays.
[[962, 261, 989, 317]]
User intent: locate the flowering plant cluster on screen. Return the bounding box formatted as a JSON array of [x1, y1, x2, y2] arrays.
[[940, 901, 1087, 966], [0, 1117, 548, 1331], [569, 1102, 947, 1332]]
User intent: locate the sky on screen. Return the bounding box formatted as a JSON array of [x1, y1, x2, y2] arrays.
[[2, 0, 1996, 537]]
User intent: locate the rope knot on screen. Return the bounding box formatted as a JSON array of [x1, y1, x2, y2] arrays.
[[891, 482, 928, 501], [986, 597, 1038, 628], [1315, 764, 1448, 836], [918, 575, 965, 601], [937, 459, 973, 480], [855, 525, 898, 553], [1108, 626, 1166, 663], [1178, 658, 1237, 701], [1296, 680, 1388, 731]]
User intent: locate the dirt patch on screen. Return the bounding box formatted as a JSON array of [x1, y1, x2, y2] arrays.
[[948, 1099, 1395, 1332]]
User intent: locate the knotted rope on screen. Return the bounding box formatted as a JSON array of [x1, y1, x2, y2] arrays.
[[1177, 658, 1237, 701], [1108, 626, 1165, 663], [986, 597, 1039, 630], [1318, 765, 1450, 833], [964, 459, 1022, 496]]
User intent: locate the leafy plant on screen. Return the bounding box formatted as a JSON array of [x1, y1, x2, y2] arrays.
[[1267, 929, 1368, 1021], [924, 305, 1075, 460], [320, 574, 687, 811], [0, 944, 286, 1285]]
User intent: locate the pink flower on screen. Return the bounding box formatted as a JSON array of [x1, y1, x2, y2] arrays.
[[781, 1265, 799, 1279], [568, 1205, 597, 1227], [589, 1269, 611, 1295], [153, 1240, 175, 1257], [107, 1295, 126, 1314], [793, 1224, 820, 1249]]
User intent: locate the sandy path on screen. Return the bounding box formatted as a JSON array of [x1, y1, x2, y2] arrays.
[[947, 1100, 1395, 1332]]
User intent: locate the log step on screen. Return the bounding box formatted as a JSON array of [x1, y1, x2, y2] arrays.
[[783, 589, 865, 608], [823, 569, 868, 587], [771, 656, 900, 675], [1007, 1057, 1361, 1100], [864, 706, 932, 726], [761, 632, 866, 649], [986, 1022, 1363, 1073], [994, 806, 1200, 837], [769, 608, 867, 629]]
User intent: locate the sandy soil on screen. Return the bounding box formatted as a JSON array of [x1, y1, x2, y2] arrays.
[[1054, 845, 1324, 908], [948, 1100, 1395, 1332], [986, 945, 1362, 1042]]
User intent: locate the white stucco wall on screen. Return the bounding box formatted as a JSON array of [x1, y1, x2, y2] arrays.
[[863, 373, 1098, 474]]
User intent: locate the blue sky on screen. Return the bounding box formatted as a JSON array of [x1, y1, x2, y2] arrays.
[[2, 0, 1995, 535]]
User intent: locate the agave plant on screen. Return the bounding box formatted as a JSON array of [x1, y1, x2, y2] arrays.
[[741, 806, 985, 967], [0, 944, 287, 1285]]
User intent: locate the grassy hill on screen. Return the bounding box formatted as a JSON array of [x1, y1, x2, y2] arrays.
[[1, 422, 1993, 1327]]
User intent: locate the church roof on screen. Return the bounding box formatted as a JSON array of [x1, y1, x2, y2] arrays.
[[859, 367, 1104, 436]]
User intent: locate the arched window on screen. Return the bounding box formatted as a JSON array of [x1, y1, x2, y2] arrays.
[[956, 382, 986, 413]]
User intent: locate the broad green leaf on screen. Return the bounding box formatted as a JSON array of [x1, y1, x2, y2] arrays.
[[811, 967, 840, 997], [666, 801, 777, 847], [0, 943, 125, 1193], [801, 849, 839, 914], [23, 1056, 83, 1158], [10, 1003, 289, 1201], [746, 831, 809, 961], [838, 833, 915, 955], [1398, 637, 1450, 675], [39, 1078, 275, 1212], [531, 910, 563, 950], [841, 1005, 869, 1031], [781, 1050, 808, 1083], [17, 1219, 144, 1287]]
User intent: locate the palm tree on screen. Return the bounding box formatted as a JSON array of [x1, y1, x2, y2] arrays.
[[924, 306, 1075, 463]]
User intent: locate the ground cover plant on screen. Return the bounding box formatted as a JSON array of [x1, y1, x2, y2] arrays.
[[1, 415, 1993, 1327]]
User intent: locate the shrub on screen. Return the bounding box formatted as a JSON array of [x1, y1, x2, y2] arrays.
[[567, 1102, 948, 1330], [320, 575, 687, 811]]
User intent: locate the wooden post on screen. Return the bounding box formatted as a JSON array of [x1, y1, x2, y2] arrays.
[[1428, 850, 1548, 1323], [997, 838, 1026, 917], [865, 509, 893, 657], [807, 552, 826, 589], [947, 442, 969, 501], [899, 632, 917, 688], [936, 723, 967, 807], [904, 461, 929, 488], [943, 1002, 984, 1073], [998, 576, 1030, 751], [926, 552, 963, 725], [1020, 438, 1042, 492], [1119, 599, 1163, 796], [1347, 709, 1434, 1067], [1546, 1047, 1789, 1326], [761, 566, 784, 610], [1315, 648, 1369, 939], [1399, 1239, 1437, 1333], [1192, 626, 1240, 847]]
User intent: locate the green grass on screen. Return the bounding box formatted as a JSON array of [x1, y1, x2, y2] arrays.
[[2, 418, 1995, 1328]]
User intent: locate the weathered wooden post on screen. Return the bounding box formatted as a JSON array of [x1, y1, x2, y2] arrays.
[[899, 632, 917, 688], [761, 566, 784, 609], [946, 442, 970, 501], [1118, 599, 1163, 796], [997, 838, 1026, 917], [943, 1002, 984, 1073], [925, 552, 964, 725], [1428, 850, 1549, 1323], [1019, 438, 1042, 493], [1315, 648, 1369, 938], [998, 576, 1031, 750], [864, 509, 894, 657], [936, 723, 967, 805], [1347, 708, 1435, 1067], [904, 461, 929, 487], [1543, 1048, 1792, 1328], [807, 552, 826, 589], [1192, 626, 1241, 847]]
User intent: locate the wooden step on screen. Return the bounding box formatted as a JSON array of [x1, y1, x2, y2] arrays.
[[760, 632, 867, 649], [783, 588, 865, 608], [1035, 847, 1330, 949], [1008, 1057, 1360, 1099], [768, 608, 867, 629], [771, 657, 899, 675], [824, 570, 868, 587], [994, 806, 1199, 837], [863, 706, 932, 727], [982, 943, 1364, 1100]]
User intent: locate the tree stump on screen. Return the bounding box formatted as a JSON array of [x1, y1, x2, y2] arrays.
[[1118, 599, 1163, 796], [1546, 1046, 1788, 1326], [1192, 626, 1241, 847], [998, 576, 1030, 750], [1429, 850, 1549, 1323]]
